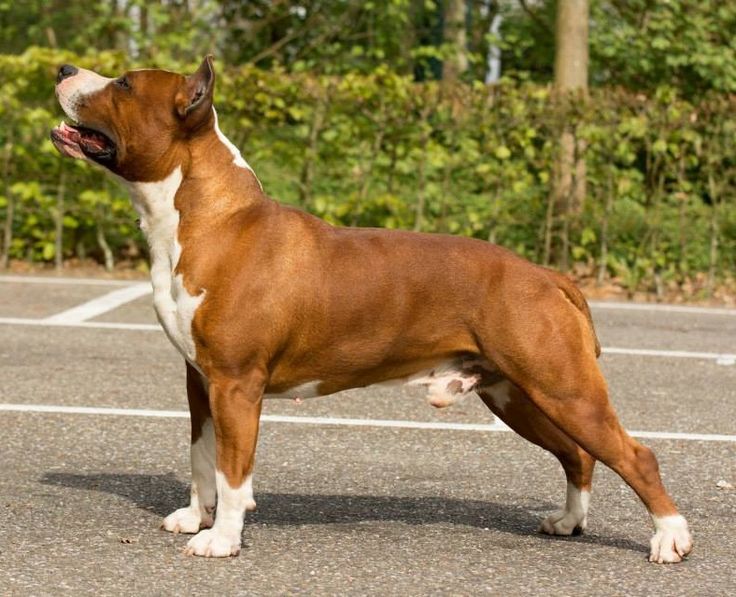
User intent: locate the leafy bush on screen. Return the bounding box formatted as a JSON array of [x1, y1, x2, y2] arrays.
[[0, 48, 734, 295]]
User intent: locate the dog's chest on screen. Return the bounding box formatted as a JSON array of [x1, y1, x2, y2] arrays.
[[127, 167, 204, 363]]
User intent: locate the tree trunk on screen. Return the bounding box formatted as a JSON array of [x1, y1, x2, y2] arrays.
[[42, 1, 58, 49], [96, 223, 115, 272], [413, 106, 431, 231], [351, 127, 385, 226], [112, 0, 129, 51], [554, 0, 589, 93], [442, 0, 468, 85], [597, 167, 614, 286], [1, 136, 13, 269], [386, 142, 399, 195], [298, 87, 330, 208], [140, 2, 148, 40], [54, 168, 67, 271], [707, 172, 720, 295], [649, 160, 665, 299], [485, 13, 503, 84], [402, 0, 421, 74], [676, 154, 688, 276], [552, 0, 588, 265], [542, 181, 556, 267], [438, 161, 452, 233], [487, 182, 500, 244]]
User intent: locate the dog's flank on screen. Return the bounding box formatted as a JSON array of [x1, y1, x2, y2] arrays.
[[51, 57, 692, 563]]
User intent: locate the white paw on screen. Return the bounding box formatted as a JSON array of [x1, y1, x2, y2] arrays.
[[538, 483, 589, 536], [245, 498, 257, 512], [184, 528, 241, 558], [649, 515, 692, 563], [538, 508, 586, 536], [161, 506, 212, 534]]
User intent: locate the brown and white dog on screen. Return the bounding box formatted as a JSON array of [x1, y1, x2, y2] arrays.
[[51, 57, 692, 562]]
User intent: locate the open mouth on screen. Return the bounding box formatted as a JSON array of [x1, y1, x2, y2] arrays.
[[50, 121, 116, 163]]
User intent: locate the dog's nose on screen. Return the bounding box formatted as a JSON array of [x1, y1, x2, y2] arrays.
[[57, 64, 79, 83]]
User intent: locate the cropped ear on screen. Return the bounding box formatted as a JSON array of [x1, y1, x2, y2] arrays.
[[175, 55, 215, 127]]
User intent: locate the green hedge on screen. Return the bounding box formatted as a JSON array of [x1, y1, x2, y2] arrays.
[[1, 48, 734, 295]]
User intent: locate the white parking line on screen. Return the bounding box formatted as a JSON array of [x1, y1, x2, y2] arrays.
[[590, 301, 736, 316], [0, 275, 136, 286], [0, 403, 189, 418], [0, 403, 734, 442], [604, 347, 736, 365], [42, 283, 152, 323], [0, 317, 158, 330]]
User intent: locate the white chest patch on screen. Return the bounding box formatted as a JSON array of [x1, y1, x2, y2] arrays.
[[126, 167, 204, 364]]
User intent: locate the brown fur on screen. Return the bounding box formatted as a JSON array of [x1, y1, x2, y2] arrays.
[[51, 58, 690, 562]]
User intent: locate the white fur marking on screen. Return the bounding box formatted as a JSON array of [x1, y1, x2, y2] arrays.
[[191, 419, 217, 516], [264, 380, 323, 400], [126, 167, 205, 364], [481, 380, 514, 413], [244, 473, 256, 512], [649, 514, 692, 563], [185, 471, 249, 557], [262, 360, 495, 408], [212, 107, 261, 185], [161, 503, 202, 534], [539, 482, 590, 536], [402, 358, 491, 408], [56, 68, 113, 123], [162, 418, 216, 533]]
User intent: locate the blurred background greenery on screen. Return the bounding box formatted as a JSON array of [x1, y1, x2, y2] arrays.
[[0, 1, 734, 300]]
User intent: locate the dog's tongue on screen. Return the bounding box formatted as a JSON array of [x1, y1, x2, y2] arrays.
[[52, 121, 110, 158], [56, 121, 82, 143], [51, 121, 85, 159], [80, 128, 109, 152]]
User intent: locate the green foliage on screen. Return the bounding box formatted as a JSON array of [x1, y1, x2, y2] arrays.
[[498, 1, 736, 96], [1, 48, 734, 293], [3, 1, 736, 97], [0, 0, 218, 63], [590, 0, 736, 95]]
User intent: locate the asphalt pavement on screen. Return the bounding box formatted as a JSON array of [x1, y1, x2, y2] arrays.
[[0, 275, 734, 596]]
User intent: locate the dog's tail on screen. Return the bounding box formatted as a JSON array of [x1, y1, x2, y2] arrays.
[[548, 270, 601, 358]]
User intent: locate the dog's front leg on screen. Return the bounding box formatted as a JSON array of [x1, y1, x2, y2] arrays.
[[162, 363, 217, 533], [184, 369, 264, 557]]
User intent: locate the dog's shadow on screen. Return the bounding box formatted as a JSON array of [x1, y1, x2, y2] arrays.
[[40, 471, 646, 555]]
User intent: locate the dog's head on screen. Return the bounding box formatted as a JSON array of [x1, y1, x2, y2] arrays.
[[51, 56, 215, 181]]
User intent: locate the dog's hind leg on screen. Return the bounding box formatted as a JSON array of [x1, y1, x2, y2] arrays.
[[482, 288, 692, 563], [478, 381, 596, 536], [162, 363, 217, 534]]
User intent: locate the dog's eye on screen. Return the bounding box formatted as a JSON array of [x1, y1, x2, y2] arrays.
[[115, 76, 131, 90]]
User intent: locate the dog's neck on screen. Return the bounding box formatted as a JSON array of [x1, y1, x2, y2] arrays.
[[126, 110, 265, 226]]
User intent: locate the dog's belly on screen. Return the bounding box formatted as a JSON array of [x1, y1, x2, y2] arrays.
[[403, 357, 504, 408], [264, 357, 504, 408], [264, 381, 324, 400]]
